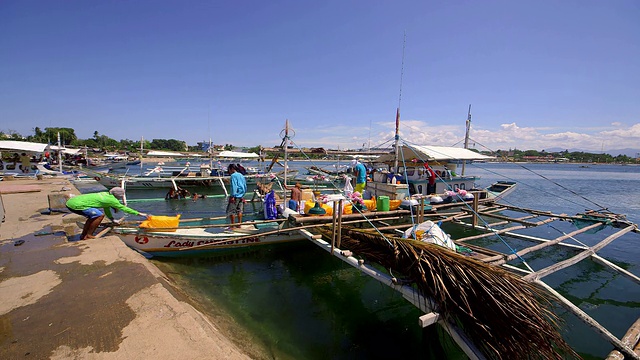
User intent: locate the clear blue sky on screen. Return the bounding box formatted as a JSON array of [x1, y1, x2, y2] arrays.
[[1, 1, 639, 154]]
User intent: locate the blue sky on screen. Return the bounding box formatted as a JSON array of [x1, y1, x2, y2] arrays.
[[1, 1, 639, 154]]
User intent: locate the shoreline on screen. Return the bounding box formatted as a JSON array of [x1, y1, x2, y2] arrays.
[[0, 176, 254, 359]]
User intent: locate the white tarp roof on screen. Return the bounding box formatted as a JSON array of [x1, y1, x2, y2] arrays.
[[217, 150, 259, 158], [146, 150, 184, 157], [49, 145, 82, 155], [375, 145, 493, 163], [0, 140, 49, 153]]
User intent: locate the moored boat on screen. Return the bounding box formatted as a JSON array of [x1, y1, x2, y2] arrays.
[[110, 217, 307, 256]]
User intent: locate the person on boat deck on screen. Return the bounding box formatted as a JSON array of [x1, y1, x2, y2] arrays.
[[425, 163, 437, 194], [352, 159, 367, 194], [20, 153, 31, 173], [284, 182, 302, 211], [66, 187, 149, 240], [226, 163, 247, 226]]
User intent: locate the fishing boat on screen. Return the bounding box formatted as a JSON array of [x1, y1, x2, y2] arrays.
[[0, 139, 81, 177], [88, 118, 640, 358], [367, 106, 516, 202], [109, 216, 307, 256], [83, 166, 283, 195]]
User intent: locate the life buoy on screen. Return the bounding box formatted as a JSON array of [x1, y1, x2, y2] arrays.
[[94, 176, 100, 181], [134, 236, 149, 244]]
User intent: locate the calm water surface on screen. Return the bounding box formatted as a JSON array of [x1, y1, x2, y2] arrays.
[[125, 162, 639, 359]]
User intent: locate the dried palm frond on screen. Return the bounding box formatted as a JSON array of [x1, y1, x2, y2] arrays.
[[315, 226, 578, 360]]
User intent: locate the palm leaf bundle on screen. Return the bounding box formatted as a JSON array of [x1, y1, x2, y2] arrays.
[[316, 226, 578, 360]]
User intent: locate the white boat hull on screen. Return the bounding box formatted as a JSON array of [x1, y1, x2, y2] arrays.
[[113, 226, 306, 256]]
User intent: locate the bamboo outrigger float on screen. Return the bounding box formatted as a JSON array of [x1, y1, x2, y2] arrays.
[[290, 195, 640, 359]]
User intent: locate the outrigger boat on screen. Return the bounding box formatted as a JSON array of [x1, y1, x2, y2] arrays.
[[83, 167, 286, 194], [95, 119, 640, 358], [368, 105, 516, 202], [0, 139, 80, 177], [109, 216, 307, 256]]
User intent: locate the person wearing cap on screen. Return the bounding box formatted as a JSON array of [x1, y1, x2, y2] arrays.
[[353, 158, 367, 194], [65, 187, 148, 240]]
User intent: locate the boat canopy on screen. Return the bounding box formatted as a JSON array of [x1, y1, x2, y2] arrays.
[[217, 150, 259, 159], [375, 145, 494, 163], [0, 140, 49, 153], [146, 150, 184, 157], [49, 145, 82, 155]]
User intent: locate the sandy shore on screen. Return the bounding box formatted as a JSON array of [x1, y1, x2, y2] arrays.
[[0, 176, 250, 359]]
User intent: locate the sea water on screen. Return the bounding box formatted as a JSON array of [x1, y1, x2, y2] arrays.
[[124, 162, 639, 359]]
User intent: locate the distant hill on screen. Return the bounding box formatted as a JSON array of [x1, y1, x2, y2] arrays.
[[544, 147, 640, 157]]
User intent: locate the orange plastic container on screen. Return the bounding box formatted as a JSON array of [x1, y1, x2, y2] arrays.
[[139, 215, 181, 232]]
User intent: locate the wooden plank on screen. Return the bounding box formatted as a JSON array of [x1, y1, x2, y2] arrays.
[[605, 317, 640, 360], [0, 184, 42, 194]]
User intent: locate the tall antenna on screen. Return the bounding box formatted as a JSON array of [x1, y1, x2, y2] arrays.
[[208, 105, 212, 168], [394, 31, 406, 173], [461, 104, 472, 176], [367, 119, 372, 152]]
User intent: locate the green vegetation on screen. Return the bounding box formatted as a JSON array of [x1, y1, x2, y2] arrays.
[[1, 128, 638, 164], [489, 149, 638, 164]]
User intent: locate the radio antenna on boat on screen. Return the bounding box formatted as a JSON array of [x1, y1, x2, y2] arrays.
[[461, 104, 472, 176], [57, 132, 63, 173], [140, 136, 144, 174], [394, 32, 406, 173], [281, 119, 292, 204]]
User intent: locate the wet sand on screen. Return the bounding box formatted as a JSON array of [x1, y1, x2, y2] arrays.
[[0, 176, 251, 359]]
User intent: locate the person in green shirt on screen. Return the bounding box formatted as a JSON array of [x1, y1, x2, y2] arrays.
[[66, 187, 149, 240]]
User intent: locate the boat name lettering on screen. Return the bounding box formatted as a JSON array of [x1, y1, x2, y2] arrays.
[[194, 237, 261, 246], [164, 240, 195, 248]]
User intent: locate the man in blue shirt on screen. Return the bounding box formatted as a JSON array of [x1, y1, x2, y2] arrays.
[[353, 159, 367, 194], [227, 164, 247, 226]]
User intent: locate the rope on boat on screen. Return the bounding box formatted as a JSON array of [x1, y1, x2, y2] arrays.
[[519, 164, 608, 209], [469, 162, 591, 209], [398, 140, 536, 272]]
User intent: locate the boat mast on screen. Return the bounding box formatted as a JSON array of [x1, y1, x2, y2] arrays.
[[394, 32, 406, 173], [461, 104, 471, 176], [283, 119, 290, 204], [140, 136, 144, 174], [57, 132, 63, 173]]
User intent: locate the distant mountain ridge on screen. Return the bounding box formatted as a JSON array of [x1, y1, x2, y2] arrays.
[[544, 147, 640, 157]]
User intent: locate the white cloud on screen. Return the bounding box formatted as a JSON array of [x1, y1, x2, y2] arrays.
[[282, 119, 640, 153]]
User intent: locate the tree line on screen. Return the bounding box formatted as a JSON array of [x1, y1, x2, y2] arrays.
[[2, 127, 192, 153], [2, 127, 637, 163]]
